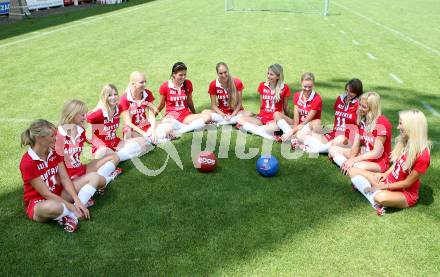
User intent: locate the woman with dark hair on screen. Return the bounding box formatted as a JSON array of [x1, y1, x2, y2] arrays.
[[303, 78, 363, 153], [157, 62, 212, 135]]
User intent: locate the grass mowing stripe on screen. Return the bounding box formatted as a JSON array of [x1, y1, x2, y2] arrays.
[[352, 39, 359, 45], [333, 1, 440, 57], [421, 101, 440, 117]]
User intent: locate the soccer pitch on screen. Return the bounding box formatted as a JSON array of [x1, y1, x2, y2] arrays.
[[1, 0, 439, 275]]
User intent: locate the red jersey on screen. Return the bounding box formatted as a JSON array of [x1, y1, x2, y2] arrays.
[[159, 80, 193, 116], [332, 94, 358, 133], [385, 148, 430, 205], [208, 78, 244, 114], [55, 125, 87, 178], [257, 82, 291, 120], [293, 90, 322, 125], [359, 115, 392, 164], [20, 148, 64, 206], [119, 89, 155, 133], [86, 106, 121, 153]]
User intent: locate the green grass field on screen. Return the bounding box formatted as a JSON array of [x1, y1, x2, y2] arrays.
[[1, 0, 440, 275]]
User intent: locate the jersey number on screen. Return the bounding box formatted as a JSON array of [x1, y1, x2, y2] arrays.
[[175, 100, 185, 109], [45, 175, 58, 191], [336, 117, 346, 128], [265, 99, 275, 111]]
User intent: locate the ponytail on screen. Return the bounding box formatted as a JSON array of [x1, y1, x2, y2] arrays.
[[21, 119, 56, 147]]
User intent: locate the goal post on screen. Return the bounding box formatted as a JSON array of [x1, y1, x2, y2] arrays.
[[225, 0, 330, 16]]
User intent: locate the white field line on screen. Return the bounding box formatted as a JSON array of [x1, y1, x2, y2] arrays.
[[0, 5, 145, 49], [389, 73, 403, 84], [352, 39, 359, 45], [421, 101, 440, 117], [366, 52, 376, 60], [333, 1, 440, 57]]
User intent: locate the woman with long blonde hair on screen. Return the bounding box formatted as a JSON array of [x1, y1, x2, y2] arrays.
[[236, 64, 291, 140], [20, 119, 102, 232], [56, 99, 121, 195], [329, 91, 392, 174], [87, 83, 153, 161], [348, 109, 431, 215], [207, 62, 252, 125]]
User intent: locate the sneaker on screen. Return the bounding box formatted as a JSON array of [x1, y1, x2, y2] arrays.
[[62, 216, 78, 233], [85, 198, 95, 208], [373, 204, 386, 216], [109, 167, 123, 180], [376, 206, 386, 216], [274, 135, 283, 142], [291, 138, 299, 150], [235, 123, 241, 130]]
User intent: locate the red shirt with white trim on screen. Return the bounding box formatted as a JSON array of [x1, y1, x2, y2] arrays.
[[119, 89, 155, 133], [86, 106, 121, 153], [293, 90, 322, 125], [359, 115, 392, 163], [159, 80, 193, 115], [55, 125, 87, 177], [385, 148, 430, 204], [20, 148, 64, 206], [208, 78, 244, 114], [257, 82, 291, 120], [332, 94, 358, 134]]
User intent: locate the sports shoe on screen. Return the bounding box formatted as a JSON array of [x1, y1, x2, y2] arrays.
[[376, 206, 386, 216], [61, 216, 78, 233], [85, 198, 95, 208], [109, 167, 123, 180], [235, 123, 242, 130], [291, 138, 299, 150], [274, 135, 283, 142], [373, 204, 386, 216]]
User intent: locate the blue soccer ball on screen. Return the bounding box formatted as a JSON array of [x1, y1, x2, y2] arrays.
[[256, 155, 279, 177]]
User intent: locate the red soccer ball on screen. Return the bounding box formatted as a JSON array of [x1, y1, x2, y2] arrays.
[[195, 151, 217, 173]]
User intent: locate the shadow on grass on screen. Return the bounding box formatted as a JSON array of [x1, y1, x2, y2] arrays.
[[0, 129, 437, 275], [0, 0, 155, 40]]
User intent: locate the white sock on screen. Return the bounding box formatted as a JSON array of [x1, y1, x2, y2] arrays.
[[170, 118, 186, 131], [54, 203, 70, 221], [304, 136, 331, 153], [317, 142, 331, 153], [117, 142, 142, 161], [77, 184, 97, 205], [156, 125, 169, 139], [243, 123, 273, 140], [351, 175, 378, 207], [277, 119, 292, 134], [333, 154, 347, 167], [97, 161, 116, 177], [226, 115, 238, 125], [177, 118, 206, 134], [210, 113, 224, 123]]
